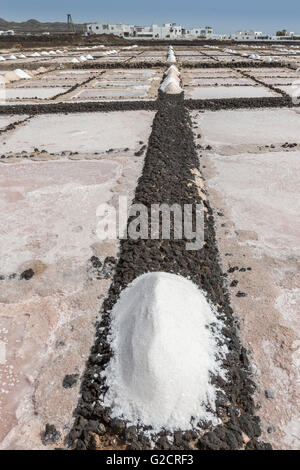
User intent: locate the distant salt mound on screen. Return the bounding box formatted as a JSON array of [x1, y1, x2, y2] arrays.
[[160, 75, 182, 93], [14, 69, 31, 79], [167, 53, 176, 63], [164, 65, 180, 76], [264, 56, 272, 63], [0, 56, 5, 62], [9, 55, 17, 60], [103, 272, 227, 432]]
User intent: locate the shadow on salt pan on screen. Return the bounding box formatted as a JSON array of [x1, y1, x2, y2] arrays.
[[102, 272, 228, 433]]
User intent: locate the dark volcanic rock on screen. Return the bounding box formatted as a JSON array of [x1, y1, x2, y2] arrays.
[[41, 424, 61, 445], [62, 374, 80, 389]]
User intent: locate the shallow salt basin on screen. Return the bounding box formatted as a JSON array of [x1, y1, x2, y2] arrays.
[[261, 77, 299, 85], [188, 78, 255, 86], [186, 85, 279, 99], [13, 79, 78, 87], [0, 111, 155, 154], [73, 88, 149, 99], [104, 72, 154, 80], [0, 154, 145, 449], [2, 87, 65, 99], [192, 108, 300, 146]]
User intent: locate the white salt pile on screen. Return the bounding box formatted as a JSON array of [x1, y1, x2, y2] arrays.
[[160, 66, 182, 94], [167, 52, 176, 63], [14, 69, 31, 79], [103, 272, 227, 432], [8, 54, 17, 60], [0, 57, 5, 61], [71, 58, 80, 63]]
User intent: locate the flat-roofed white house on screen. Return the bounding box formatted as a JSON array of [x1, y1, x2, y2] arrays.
[[86, 22, 214, 40]]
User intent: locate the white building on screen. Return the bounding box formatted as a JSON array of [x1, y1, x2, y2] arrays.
[[86, 22, 214, 40], [0, 30, 15, 36]]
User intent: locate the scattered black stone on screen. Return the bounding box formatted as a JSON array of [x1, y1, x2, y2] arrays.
[[267, 426, 276, 433], [62, 374, 80, 389], [236, 291, 248, 297], [41, 424, 61, 445], [0, 275, 5, 281], [265, 390, 275, 399], [20, 268, 34, 280], [230, 280, 239, 288], [239, 267, 246, 272]]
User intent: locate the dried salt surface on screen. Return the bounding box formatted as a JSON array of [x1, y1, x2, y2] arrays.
[[194, 108, 300, 146], [188, 78, 254, 86], [73, 88, 149, 99], [201, 149, 300, 449], [0, 111, 155, 154], [3, 88, 65, 99], [103, 272, 227, 432], [186, 85, 278, 99], [0, 155, 145, 449]]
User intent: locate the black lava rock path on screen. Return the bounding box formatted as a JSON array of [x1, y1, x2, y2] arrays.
[[67, 94, 271, 451]]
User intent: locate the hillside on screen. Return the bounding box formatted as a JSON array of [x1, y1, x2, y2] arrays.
[[0, 17, 86, 33]]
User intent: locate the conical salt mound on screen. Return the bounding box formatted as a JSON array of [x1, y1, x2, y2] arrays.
[[163, 82, 183, 94], [103, 272, 227, 432], [164, 65, 180, 76]]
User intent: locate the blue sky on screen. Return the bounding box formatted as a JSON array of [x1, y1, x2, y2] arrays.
[[2, 0, 300, 34]]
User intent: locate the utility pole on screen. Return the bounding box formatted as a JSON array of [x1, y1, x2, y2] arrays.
[[67, 14, 75, 33]]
